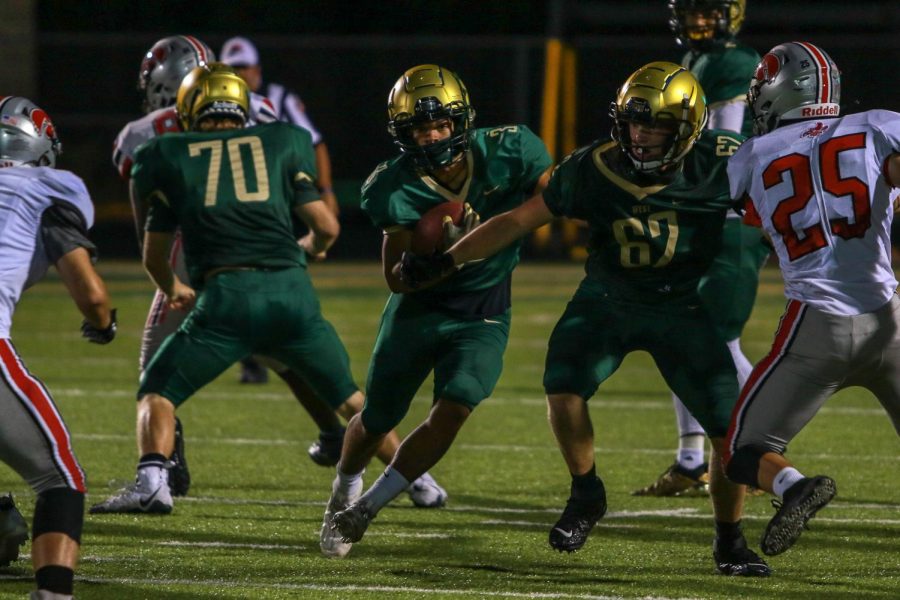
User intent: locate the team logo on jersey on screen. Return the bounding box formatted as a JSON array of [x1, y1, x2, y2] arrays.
[[754, 53, 781, 83], [801, 122, 830, 138]]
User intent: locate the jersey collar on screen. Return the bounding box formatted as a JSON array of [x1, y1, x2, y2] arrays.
[[419, 151, 474, 202]]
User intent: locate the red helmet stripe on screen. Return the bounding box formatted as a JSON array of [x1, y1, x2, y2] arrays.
[[181, 35, 208, 63], [795, 41, 831, 104]]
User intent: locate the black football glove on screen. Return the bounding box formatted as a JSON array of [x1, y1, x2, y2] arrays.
[[399, 251, 456, 289], [441, 202, 480, 250], [81, 308, 117, 344]]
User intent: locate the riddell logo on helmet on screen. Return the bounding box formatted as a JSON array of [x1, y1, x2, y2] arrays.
[[801, 105, 838, 117]]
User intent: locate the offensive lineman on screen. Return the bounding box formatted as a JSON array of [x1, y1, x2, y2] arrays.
[[0, 96, 116, 599], [725, 41, 900, 556]]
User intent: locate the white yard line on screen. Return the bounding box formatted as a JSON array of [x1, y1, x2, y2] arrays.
[[0, 575, 692, 600]]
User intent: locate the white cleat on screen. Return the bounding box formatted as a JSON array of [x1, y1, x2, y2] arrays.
[[320, 476, 362, 558], [407, 472, 448, 508], [90, 468, 173, 515]]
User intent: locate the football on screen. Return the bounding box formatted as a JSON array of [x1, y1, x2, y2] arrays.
[[410, 201, 465, 256]]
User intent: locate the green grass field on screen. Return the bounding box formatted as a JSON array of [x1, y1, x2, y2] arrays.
[[1, 262, 898, 599]]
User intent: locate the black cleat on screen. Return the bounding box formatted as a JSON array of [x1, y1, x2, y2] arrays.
[[761, 475, 836, 556], [714, 534, 771, 577], [308, 427, 346, 467], [548, 484, 607, 553], [0, 494, 29, 567], [168, 417, 191, 497], [239, 357, 269, 384]]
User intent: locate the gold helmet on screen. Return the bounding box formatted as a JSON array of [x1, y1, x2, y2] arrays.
[[610, 61, 707, 173], [387, 64, 475, 170], [668, 0, 746, 51], [176, 62, 249, 131]]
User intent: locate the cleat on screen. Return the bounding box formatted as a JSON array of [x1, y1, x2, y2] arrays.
[[714, 535, 772, 577], [761, 475, 836, 556], [308, 427, 345, 467], [90, 469, 173, 515], [407, 472, 447, 508], [239, 357, 268, 384], [632, 461, 709, 497], [168, 417, 191, 497], [320, 476, 362, 558], [332, 500, 376, 545], [0, 494, 29, 567], [548, 483, 607, 553]]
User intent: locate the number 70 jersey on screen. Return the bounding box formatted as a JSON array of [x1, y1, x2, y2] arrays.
[[729, 110, 900, 315]]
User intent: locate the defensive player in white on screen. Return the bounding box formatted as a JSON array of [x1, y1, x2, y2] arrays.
[[724, 41, 900, 557], [109, 36, 447, 510], [0, 96, 116, 600]]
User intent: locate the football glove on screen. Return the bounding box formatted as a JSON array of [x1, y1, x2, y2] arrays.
[[81, 308, 117, 344], [399, 251, 456, 289], [441, 202, 480, 250]]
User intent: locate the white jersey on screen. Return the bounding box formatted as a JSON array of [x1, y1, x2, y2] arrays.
[[729, 110, 900, 315], [0, 167, 94, 337], [111, 91, 278, 179], [262, 81, 323, 145]]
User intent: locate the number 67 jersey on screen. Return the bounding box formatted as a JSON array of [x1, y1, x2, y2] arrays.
[[729, 110, 900, 315]]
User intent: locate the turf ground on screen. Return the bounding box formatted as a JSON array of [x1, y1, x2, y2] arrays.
[[1, 261, 898, 599]]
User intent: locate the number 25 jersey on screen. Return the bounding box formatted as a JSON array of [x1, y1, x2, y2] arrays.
[[729, 110, 900, 315]]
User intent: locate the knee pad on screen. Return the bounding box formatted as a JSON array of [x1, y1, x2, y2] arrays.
[[439, 374, 486, 411], [725, 445, 768, 488], [33, 487, 84, 543]]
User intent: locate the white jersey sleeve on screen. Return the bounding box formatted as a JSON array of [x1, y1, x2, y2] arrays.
[[729, 110, 900, 315], [0, 168, 94, 337], [707, 100, 746, 134], [112, 107, 180, 180]]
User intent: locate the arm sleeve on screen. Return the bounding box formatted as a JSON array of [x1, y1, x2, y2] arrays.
[[288, 129, 321, 207], [516, 125, 553, 193], [707, 101, 747, 134], [41, 203, 98, 263], [541, 151, 584, 219]]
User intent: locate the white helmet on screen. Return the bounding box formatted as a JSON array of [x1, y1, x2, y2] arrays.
[[748, 41, 841, 136], [0, 96, 61, 168], [138, 35, 215, 114]]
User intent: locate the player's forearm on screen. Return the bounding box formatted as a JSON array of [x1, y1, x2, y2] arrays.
[[56, 247, 113, 329], [448, 211, 529, 265]]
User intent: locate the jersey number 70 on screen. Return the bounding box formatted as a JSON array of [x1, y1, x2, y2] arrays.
[[763, 133, 871, 261]]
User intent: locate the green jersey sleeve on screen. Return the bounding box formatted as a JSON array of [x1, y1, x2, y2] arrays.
[[283, 125, 320, 207], [133, 140, 178, 233], [542, 145, 592, 220], [513, 125, 552, 194], [686, 45, 760, 106], [360, 158, 422, 232]]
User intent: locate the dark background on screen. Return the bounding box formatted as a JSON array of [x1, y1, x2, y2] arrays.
[[32, 0, 900, 259]]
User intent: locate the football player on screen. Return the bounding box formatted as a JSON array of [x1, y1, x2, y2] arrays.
[[0, 96, 116, 599], [725, 42, 900, 556], [322, 64, 553, 558], [114, 37, 440, 503], [91, 64, 358, 516], [403, 62, 771, 576], [634, 0, 770, 497]]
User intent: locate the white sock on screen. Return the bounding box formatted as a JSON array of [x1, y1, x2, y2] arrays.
[[676, 441, 705, 471], [30, 591, 73, 600], [726, 338, 754, 387], [359, 466, 410, 514], [137, 464, 166, 489], [335, 468, 363, 496], [772, 466, 805, 499]]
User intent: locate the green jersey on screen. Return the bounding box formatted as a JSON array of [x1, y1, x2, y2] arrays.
[[542, 130, 743, 304], [362, 125, 551, 313], [681, 43, 760, 137], [135, 122, 320, 288]]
